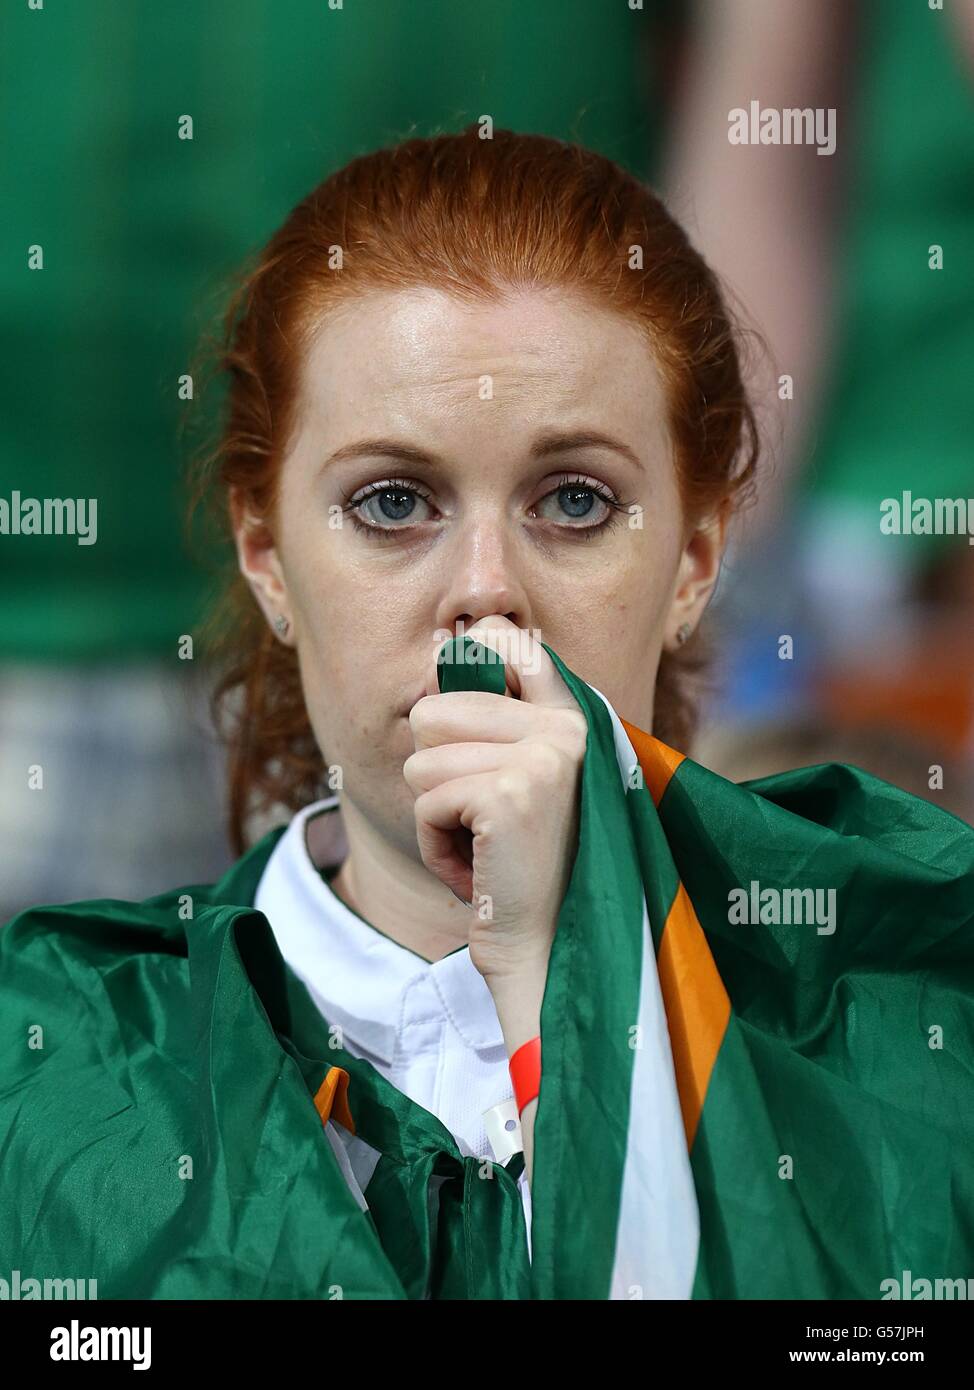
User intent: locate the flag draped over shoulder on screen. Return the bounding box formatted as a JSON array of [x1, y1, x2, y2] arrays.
[[1, 638, 972, 1299]]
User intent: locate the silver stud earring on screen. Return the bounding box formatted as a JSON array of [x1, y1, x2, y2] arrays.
[[273, 614, 290, 638], [675, 622, 692, 646]]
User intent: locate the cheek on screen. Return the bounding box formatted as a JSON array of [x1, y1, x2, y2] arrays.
[[635, 517, 686, 621], [291, 603, 412, 787], [589, 535, 679, 629], [298, 646, 400, 786], [555, 533, 678, 705]]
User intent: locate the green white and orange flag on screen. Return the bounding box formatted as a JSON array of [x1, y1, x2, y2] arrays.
[[1, 637, 972, 1299]]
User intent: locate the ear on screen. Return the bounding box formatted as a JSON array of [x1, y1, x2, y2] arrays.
[[230, 487, 294, 645], [663, 502, 730, 653]]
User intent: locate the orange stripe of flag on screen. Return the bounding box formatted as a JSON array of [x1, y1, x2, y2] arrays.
[[313, 1065, 356, 1134], [621, 720, 731, 1151]]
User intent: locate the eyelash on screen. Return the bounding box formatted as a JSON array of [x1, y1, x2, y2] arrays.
[[340, 473, 635, 542]]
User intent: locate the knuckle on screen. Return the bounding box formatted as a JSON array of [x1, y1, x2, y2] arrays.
[[526, 740, 566, 783], [562, 708, 589, 750], [496, 768, 532, 813]]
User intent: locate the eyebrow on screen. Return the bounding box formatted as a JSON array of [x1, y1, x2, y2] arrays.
[[322, 428, 644, 473]]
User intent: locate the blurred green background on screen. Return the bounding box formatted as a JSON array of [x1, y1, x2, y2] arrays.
[[2, 0, 973, 918]]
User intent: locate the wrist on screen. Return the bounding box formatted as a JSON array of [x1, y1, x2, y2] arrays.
[[478, 933, 554, 990], [486, 957, 548, 1057]]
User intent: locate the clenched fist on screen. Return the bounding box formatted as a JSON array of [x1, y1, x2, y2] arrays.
[[402, 616, 588, 985]]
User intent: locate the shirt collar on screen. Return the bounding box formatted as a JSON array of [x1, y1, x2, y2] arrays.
[[253, 797, 505, 1064]]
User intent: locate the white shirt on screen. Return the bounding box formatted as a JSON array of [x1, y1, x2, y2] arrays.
[[253, 795, 533, 1257]]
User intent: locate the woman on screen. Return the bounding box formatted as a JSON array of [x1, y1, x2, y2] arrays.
[[2, 127, 971, 1301]]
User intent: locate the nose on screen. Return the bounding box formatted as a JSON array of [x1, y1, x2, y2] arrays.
[[432, 514, 529, 639]]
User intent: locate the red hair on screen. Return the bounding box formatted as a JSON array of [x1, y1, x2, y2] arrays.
[[186, 125, 759, 856]]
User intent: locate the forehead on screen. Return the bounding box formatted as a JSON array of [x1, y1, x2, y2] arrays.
[[294, 286, 668, 443]]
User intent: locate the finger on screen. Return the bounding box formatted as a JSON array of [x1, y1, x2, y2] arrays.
[[409, 689, 586, 753], [464, 616, 579, 711], [413, 769, 524, 904], [425, 616, 579, 713], [412, 771, 497, 903], [403, 740, 519, 796]]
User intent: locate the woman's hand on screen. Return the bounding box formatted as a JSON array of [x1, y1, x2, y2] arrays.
[[402, 616, 588, 985]]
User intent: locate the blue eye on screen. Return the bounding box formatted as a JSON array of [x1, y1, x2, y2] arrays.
[[537, 481, 606, 524], [530, 474, 635, 534], [343, 478, 434, 532], [561, 486, 596, 518], [341, 473, 633, 541]]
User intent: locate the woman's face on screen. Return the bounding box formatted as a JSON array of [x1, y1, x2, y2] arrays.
[[236, 286, 725, 857]]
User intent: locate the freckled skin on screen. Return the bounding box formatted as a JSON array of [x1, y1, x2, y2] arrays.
[[235, 285, 725, 958]]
